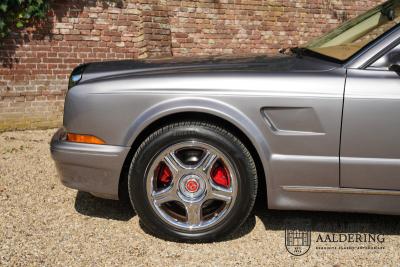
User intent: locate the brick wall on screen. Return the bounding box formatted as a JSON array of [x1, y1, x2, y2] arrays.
[[0, 0, 383, 131]]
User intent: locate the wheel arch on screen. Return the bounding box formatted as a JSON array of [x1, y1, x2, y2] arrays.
[[118, 97, 270, 207]]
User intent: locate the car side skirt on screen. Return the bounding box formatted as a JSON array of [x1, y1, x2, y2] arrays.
[[270, 185, 400, 215]]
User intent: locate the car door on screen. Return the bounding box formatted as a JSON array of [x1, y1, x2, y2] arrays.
[[341, 42, 400, 190]]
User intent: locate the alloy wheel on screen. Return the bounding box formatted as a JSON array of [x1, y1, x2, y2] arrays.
[[145, 141, 238, 231]]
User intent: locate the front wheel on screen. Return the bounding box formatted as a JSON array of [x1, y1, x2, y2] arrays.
[[128, 121, 258, 241]]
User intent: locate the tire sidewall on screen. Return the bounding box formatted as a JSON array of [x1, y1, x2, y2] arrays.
[[129, 123, 256, 241]]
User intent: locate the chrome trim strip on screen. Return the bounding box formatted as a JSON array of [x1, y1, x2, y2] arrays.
[[282, 186, 400, 196]]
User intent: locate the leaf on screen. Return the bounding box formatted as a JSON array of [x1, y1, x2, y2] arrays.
[[0, 4, 7, 12], [16, 21, 24, 28], [0, 0, 50, 39]]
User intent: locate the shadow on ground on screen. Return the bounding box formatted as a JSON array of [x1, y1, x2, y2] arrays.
[[137, 212, 257, 243], [256, 208, 400, 235], [74, 191, 135, 221], [74, 191, 400, 241]]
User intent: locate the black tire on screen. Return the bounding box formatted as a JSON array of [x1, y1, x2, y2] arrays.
[[128, 121, 258, 242]]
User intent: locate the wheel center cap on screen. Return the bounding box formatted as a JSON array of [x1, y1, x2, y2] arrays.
[[185, 179, 199, 193], [179, 174, 205, 199]]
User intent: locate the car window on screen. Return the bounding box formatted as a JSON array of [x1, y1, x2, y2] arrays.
[[369, 42, 400, 70], [305, 0, 400, 61]]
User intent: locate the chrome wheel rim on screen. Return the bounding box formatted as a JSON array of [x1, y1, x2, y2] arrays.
[[146, 141, 238, 231]]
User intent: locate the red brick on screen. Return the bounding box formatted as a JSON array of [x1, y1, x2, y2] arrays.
[[0, 0, 384, 131]]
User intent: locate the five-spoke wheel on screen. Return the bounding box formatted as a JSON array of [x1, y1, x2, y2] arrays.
[[146, 141, 237, 230], [129, 121, 258, 241]]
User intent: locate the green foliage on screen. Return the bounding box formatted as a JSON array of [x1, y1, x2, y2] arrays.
[[0, 0, 49, 39]]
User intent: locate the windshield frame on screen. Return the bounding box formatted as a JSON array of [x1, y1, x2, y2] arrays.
[[299, 24, 400, 66], [301, 0, 400, 64], [346, 23, 400, 68]]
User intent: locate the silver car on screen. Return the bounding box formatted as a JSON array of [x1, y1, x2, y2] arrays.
[[51, 0, 400, 241]]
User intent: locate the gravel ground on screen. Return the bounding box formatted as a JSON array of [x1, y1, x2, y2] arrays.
[[1, 129, 400, 266]]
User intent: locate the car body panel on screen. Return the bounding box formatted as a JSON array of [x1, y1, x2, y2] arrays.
[[341, 69, 400, 190], [50, 23, 400, 215], [80, 55, 338, 84], [276, 186, 400, 215], [60, 58, 346, 205], [50, 128, 129, 199]]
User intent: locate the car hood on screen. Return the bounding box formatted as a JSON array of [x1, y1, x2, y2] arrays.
[[80, 54, 340, 83]]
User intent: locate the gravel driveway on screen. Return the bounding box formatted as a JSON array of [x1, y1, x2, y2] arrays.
[[1, 129, 400, 266]]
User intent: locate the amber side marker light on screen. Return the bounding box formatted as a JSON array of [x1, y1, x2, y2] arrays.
[[66, 133, 106, 145]]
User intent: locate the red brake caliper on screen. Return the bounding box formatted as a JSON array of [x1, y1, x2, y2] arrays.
[[211, 165, 230, 188], [157, 163, 172, 187]]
